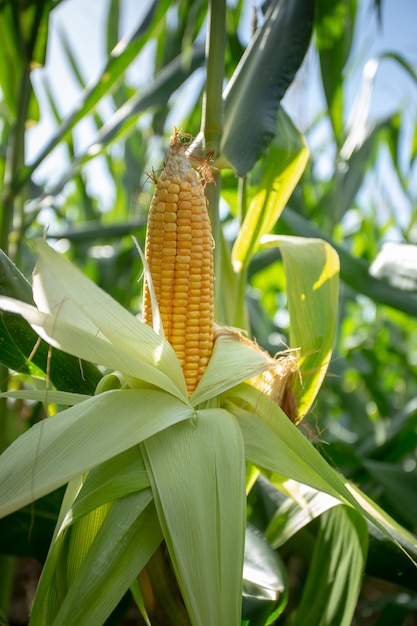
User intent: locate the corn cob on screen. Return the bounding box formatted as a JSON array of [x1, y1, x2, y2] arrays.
[[142, 129, 214, 396]]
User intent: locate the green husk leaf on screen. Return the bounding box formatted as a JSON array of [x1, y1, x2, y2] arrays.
[[0, 389, 194, 518], [30, 490, 162, 626], [227, 383, 417, 563], [31, 239, 186, 396], [66, 447, 150, 524], [143, 408, 246, 626], [0, 296, 184, 400], [225, 385, 350, 500], [191, 330, 273, 406]]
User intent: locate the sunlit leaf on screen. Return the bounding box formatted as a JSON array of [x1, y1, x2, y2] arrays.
[[0, 389, 194, 518], [191, 330, 274, 406], [0, 247, 101, 393], [32, 239, 186, 395], [226, 381, 417, 562], [225, 385, 351, 500], [232, 110, 309, 272], [282, 207, 417, 318], [260, 236, 340, 418], [143, 408, 246, 626], [0, 296, 185, 400]]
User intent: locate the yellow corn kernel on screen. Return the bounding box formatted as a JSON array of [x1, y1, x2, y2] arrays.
[[142, 129, 214, 395]]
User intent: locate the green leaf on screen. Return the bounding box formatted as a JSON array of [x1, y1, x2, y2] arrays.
[[292, 505, 368, 626], [260, 236, 340, 418], [227, 382, 417, 563], [143, 408, 246, 626], [265, 482, 340, 548], [0, 247, 101, 393], [242, 525, 288, 625], [191, 330, 276, 406], [225, 386, 351, 501], [282, 207, 417, 318], [262, 477, 417, 590], [0, 389, 194, 518], [30, 491, 162, 626], [68, 447, 150, 523], [315, 0, 358, 145], [220, 0, 314, 176], [232, 110, 309, 272]]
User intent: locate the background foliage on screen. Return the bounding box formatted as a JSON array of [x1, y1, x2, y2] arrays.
[[1, 0, 417, 624]]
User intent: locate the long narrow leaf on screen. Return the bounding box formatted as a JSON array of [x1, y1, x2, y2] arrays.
[[226, 388, 350, 500], [293, 505, 368, 626], [0, 389, 194, 518], [30, 490, 162, 626], [228, 383, 417, 562], [32, 239, 186, 394], [232, 109, 309, 272], [220, 0, 314, 175], [0, 296, 184, 400], [143, 408, 246, 626]]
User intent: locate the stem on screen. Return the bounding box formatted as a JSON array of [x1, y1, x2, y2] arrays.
[[0, 555, 16, 618], [202, 0, 226, 315], [1, 78, 30, 260], [201, 0, 226, 153], [235, 265, 249, 330], [238, 175, 248, 222], [234, 176, 251, 330]]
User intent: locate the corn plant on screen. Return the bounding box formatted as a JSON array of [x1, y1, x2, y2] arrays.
[[1, 1, 417, 625]]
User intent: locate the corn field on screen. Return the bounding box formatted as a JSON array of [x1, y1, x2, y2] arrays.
[[1, 1, 417, 625]]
